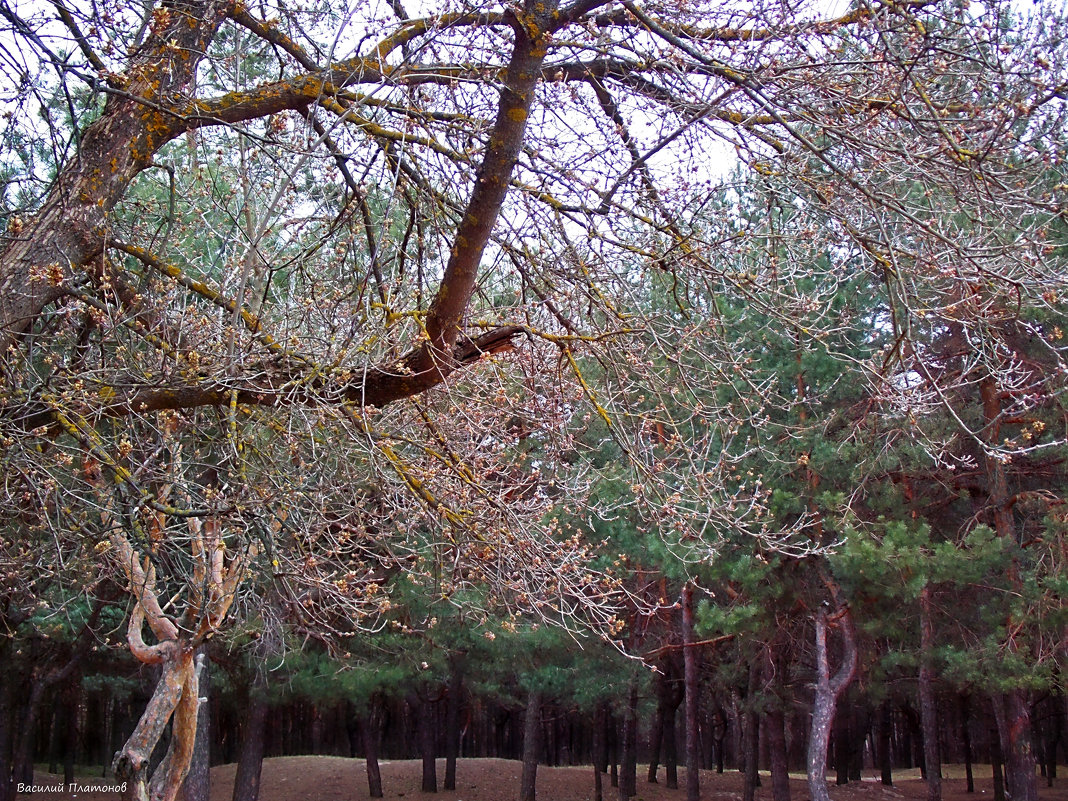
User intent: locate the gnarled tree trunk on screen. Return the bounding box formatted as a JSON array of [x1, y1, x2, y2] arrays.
[[806, 605, 857, 801]]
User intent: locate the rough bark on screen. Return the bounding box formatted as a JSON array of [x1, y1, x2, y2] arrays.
[[682, 584, 701, 801], [806, 606, 858, 801], [520, 691, 542, 801], [996, 691, 1039, 801]]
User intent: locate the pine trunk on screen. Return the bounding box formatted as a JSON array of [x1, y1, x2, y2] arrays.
[[520, 691, 542, 801], [806, 606, 857, 801], [231, 692, 269, 801], [664, 692, 680, 790], [878, 701, 894, 786], [683, 584, 701, 801], [362, 697, 384, 799], [919, 585, 941, 801], [998, 690, 1038, 801], [414, 693, 438, 793], [619, 682, 638, 800], [990, 724, 1006, 801], [767, 706, 791, 801], [444, 658, 465, 792], [959, 696, 973, 793]]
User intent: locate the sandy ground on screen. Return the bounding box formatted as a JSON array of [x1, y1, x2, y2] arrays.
[[16, 759, 1068, 801]]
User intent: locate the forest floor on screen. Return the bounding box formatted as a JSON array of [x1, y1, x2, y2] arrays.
[[19, 759, 1068, 801]]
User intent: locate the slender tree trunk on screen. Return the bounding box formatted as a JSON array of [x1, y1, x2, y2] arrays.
[[593, 703, 606, 801], [609, 709, 619, 789], [806, 606, 858, 801], [664, 687, 680, 790], [743, 703, 761, 801], [918, 585, 941, 801], [520, 691, 542, 801], [13, 679, 48, 786], [834, 707, 850, 786], [362, 696, 384, 799], [990, 724, 1006, 801], [683, 584, 701, 801], [231, 692, 269, 801], [63, 684, 80, 786], [743, 658, 763, 801], [877, 700, 894, 786], [619, 682, 638, 801], [647, 684, 664, 784], [444, 657, 465, 791], [959, 696, 974, 793]]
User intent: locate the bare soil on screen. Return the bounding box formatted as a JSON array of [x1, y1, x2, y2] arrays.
[[18, 759, 1068, 801]]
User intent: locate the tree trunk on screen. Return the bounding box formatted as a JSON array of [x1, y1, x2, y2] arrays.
[[444, 657, 465, 791], [918, 585, 941, 801], [996, 690, 1038, 801], [743, 703, 761, 801], [979, 378, 1038, 801], [647, 683, 664, 785], [767, 706, 791, 801], [13, 678, 48, 786], [231, 691, 269, 801], [593, 703, 605, 801], [806, 606, 858, 801], [990, 725, 1006, 801], [683, 584, 701, 801], [63, 683, 81, 786], [178, 651, 210, 801], [520, 691, 542, 801], [411, 693, 438, 793], [743, 658, 762, 801], [878, 701, 894, 787], [959, 696, 974, 793], [664, 685, 681, 790], [619, 682, 638, 801], [362, 696, 384, 799], [0, 0, 233, 356]]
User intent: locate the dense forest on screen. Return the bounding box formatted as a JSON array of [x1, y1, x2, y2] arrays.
[[0, 0, 1065, 798]]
